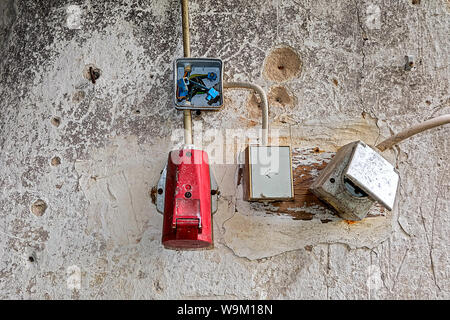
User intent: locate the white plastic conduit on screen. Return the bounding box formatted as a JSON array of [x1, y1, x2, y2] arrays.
[[223, 81, 269, 146], [376, 114, 450, 151]]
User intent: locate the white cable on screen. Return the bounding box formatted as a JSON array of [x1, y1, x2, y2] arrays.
[[376, 114, 450, 151], [223, 81, 269, 145]]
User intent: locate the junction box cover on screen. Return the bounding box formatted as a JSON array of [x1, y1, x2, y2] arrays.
[[243, 145, 294, 202]]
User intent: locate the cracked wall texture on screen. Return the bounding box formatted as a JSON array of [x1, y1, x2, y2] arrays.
[[0, 0, 449, 299]]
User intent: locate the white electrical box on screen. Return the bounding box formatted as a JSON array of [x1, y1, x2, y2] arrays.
[[243, 145, 294, 201]]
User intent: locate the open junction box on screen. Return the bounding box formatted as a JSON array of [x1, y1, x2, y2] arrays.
[[174, 58, 223, 110]]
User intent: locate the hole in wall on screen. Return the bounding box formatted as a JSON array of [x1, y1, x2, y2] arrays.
[[51, 117, 61, 127], [263, 46, 302, 82], [26, 250, 37, 264], [51, 156, 61, 166], [83, 64, 101, 83], [31, 199, 47, 217], [268, 86, 294, 107]]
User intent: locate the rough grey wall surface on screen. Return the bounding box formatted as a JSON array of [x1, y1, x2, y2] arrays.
[[0, 0, 449, 299]]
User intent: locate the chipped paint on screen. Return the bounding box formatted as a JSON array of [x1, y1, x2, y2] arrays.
[[0, 0, 449, 299]]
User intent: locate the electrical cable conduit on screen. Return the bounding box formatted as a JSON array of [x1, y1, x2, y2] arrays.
[[223, 81, 269, 146], [376, 114, 450, 151]]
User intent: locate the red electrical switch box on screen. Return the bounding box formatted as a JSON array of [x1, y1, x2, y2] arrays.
[[161, 149, 213, 249]]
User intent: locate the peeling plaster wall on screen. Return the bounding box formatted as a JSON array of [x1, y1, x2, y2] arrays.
[[0, 0, 449, 299]]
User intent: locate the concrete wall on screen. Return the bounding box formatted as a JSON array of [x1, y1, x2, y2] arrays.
[[0, 0, 449, 299]]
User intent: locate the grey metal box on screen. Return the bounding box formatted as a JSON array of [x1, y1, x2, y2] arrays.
[[173, 58, 223, 110], [243, 145, 294, 201], [309, 141, 399, 220]]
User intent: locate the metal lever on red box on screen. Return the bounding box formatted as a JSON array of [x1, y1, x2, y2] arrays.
[[156, 148, 218, 250]]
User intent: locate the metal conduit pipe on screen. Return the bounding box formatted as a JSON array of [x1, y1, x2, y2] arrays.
[[181, 1, 269, 145], [181, 0, 193, 145]]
